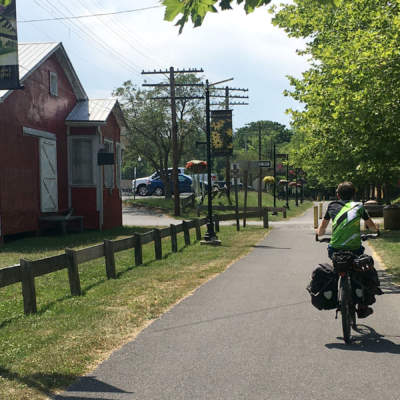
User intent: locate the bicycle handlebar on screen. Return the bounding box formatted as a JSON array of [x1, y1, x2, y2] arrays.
[[315, 231, 380, 243]]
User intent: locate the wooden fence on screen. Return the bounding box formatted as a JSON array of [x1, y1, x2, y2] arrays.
[[197, 205, 286, 218], [0, 211, 269, 316]]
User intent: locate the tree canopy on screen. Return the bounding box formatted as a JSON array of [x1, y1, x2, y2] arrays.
[[162, 0, 340, 32], [271, 0, 400, 192], [113, 75, 205, 195]]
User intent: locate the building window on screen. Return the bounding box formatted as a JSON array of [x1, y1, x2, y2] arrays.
[[104, 140, 114, 188], [49, 71, 58, 96], [70, 138, 94, 185]]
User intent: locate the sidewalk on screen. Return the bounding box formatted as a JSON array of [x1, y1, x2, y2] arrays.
[[55, 204, 400, 400]]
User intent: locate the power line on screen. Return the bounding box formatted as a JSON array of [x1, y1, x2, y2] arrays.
[[18, 5, 162, 23], [33, 0, 147, 77]]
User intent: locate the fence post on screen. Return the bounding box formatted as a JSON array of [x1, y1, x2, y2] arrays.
[[134, 234, 143, 266], [170, 224, 178, 252], [314, 206, 319, 229], [182, 221, 190, 246], [153, 229, 162, 260], [195, 219, 201, 241], [104, 240, 117, 279], [263, 208, 269, 228], [214, 215, 220, 232], [65, 249, 82, 296], [20, 259, 37, 315], [283, 207, 287, 218]]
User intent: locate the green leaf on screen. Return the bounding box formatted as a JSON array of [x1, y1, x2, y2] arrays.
[[163, 0, 184, 22]]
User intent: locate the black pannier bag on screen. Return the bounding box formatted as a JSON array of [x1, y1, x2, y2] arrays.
[[351, 254, 382, 305], [307, 263, 339, 310]]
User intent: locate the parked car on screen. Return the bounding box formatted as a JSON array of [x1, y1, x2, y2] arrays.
[[147, 173, 193, 196], [197, 173, 218, 190], [132, 167, 185, 196]]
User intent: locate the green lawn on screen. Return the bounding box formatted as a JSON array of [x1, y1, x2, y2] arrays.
[[369, 230, 400, 283], [127, 191, 311, 221], [0, 224, 268, 400]]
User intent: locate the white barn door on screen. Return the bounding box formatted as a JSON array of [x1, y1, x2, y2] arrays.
[[40, 138, 58, 213]]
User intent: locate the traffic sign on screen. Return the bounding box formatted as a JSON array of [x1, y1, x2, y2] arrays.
[[276, 154, 288, 159]]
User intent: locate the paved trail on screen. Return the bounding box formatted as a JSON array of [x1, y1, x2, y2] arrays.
[[56, 205, 400, 400]]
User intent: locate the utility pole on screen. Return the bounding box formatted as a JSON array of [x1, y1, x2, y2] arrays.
[[210, 87, 248, 203], [142, 67, 204, 217], [286, 155, 289, 209], [258, 122, 262, 210], [273, 144, 277, 209]]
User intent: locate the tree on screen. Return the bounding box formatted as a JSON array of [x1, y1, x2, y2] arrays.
[[271, 0, 400, 199], [113, 75, 205, 198]]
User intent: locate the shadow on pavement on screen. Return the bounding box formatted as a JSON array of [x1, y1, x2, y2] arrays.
[[325, 325, 400, 353], [252, 245, 292, 250], [53, 376, 133, 399], [378, 270, 400, 294]]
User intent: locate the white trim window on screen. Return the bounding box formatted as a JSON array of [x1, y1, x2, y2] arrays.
[[104, 139, 114, 188], [49, 71, 58, 96], [69, 136, 96, 186]]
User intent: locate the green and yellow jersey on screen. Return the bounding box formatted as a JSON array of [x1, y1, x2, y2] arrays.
[[324, 201, 370, 250]]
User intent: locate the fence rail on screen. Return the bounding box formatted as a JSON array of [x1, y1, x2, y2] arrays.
[[1, 212, 268, 316], [197, 205, 286, 218]]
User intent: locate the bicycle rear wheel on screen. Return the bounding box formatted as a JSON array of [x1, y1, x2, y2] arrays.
[[340, 277, 352, 344]]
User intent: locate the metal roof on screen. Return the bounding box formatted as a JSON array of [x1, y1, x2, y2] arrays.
[[66, 99, 119, 125], [0, 42, 87, 102]]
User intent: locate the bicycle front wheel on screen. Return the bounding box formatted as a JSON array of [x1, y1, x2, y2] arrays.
[[340, 277, 352, 344]]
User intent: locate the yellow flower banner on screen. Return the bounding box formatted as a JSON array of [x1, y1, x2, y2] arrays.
[[0, 0, 20, 89], [210, 110, 233, 157]]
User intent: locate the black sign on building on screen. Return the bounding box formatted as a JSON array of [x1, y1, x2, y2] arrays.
[[0, 0, 21, 90]]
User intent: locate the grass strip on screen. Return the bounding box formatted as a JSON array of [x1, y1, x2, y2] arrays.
[[369, 230, 400, 283], [127, 192, 311, 221], [0, 225, 268, 400]]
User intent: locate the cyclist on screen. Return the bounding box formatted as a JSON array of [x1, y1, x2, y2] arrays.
[[316, 181, 379, 318]]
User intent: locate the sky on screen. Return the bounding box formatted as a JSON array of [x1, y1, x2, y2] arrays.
[[16, 0, 309, 130]]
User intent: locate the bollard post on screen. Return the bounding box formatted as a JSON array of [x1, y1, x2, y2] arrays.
[[314, 206, 318, 229], [319, 202, 323, 219]]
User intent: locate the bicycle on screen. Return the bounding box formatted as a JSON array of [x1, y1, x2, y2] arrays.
[[316, 232, 380, 344]]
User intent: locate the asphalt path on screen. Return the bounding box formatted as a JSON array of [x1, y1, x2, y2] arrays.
[[56, 204, 400, 400]]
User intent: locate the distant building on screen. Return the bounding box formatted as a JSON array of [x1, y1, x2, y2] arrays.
[[0, 42, 127, 241]]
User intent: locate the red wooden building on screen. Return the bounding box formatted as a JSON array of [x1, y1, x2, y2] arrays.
[[0, 42, 127, 242]]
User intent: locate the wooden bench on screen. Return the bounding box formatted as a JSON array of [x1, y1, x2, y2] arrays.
[[39, 209, 84, 235]]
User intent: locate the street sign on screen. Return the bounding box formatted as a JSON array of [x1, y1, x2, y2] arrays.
[[257, 160, 271, 168], [276, 154, 288, 159]]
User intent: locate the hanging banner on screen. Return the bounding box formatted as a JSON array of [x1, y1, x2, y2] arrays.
[[211, 109, 233, 157], [0, 0, 20, 90]]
